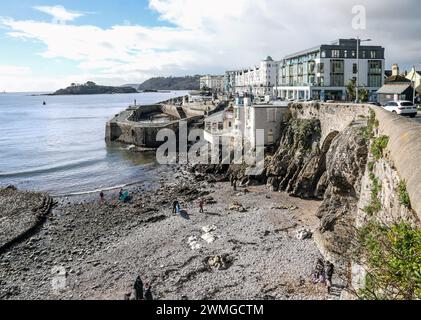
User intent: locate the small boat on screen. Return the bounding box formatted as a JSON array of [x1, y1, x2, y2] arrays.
[[43, 101, 47, 106]]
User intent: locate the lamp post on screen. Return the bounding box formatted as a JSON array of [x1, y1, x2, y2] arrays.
[[412, 63, 421, 105], [356, 37, 372, 103]]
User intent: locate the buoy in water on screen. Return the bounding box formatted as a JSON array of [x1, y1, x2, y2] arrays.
[[43, 101, 46, 106]]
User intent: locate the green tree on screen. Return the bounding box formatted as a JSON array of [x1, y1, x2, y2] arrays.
[[347, 79, 369, 102]]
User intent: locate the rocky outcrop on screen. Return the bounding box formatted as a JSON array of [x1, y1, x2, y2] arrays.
[[314, 125, 369, 260], [0, 187, 53, 254], [51, 82, 138, 95], [265, 118, 328, 199]]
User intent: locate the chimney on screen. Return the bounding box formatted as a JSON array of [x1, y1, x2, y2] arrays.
[[392, 64, 400, 76]]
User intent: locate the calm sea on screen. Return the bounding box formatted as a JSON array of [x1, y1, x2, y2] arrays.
[[0, 91, 187, 195]]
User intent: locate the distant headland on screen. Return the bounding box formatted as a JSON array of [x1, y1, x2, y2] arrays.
[[49, 82, 138, 96]]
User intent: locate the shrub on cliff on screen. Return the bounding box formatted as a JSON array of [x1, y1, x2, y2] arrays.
[[354, 222, 421, 300]]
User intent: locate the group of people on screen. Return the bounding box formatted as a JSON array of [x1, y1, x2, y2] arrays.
[[132, 276, 153, 300], [99, 189, 129, 204], [172, 198, 206, 215], [312, 258, 334, 293]]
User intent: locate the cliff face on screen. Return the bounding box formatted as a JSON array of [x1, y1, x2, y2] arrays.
[[315, 125, 369, 260], [264, 103, 421, 299], [264, 117, 369, 258], [265, 118, 328, 199]]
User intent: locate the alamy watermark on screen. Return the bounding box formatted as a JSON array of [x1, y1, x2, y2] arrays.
[[155, 122, 266, 176], [51, 266, 67, 293], [352, 4, 367, 30]]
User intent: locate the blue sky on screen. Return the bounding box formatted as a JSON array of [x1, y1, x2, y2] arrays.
[[0, 0, 420, 92], [0, 0, 170, 88]]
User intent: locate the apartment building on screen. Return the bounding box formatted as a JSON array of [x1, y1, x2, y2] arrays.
[[274, 39, 385, 101], [230, 56, 279, 97]]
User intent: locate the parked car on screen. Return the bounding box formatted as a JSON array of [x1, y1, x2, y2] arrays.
[[383, 101, 418, 118]]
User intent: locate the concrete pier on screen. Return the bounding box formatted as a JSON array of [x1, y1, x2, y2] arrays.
[[105, 97, 205, 148]]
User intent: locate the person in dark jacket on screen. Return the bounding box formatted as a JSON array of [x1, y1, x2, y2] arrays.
[[172, 200, 179, 214], [325, 261, 334, 293], [144, 283, 153, 300], [134, 276, 144, 300]]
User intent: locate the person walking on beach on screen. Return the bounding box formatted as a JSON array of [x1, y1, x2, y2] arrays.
[[325, 261, 334, 294], [144, 283, 153, 300], [199, 198, 205, 213], [99, 191, 105, 203], [312, 258, 325, 284], [172, 200, 179, 214], [134, 276, 144, 300]]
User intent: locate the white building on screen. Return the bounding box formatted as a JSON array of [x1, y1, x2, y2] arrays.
[[204, 107, 234, 146], [234, 95, 289, 147], [200, 75, 225, 92], [231, 56, 279, 97], [274, 39, 385, 102]]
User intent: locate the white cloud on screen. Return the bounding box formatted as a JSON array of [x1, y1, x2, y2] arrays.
[[34, 5, 84, 24], [0, 65, 31, 75], [1, 1, 420, 91]]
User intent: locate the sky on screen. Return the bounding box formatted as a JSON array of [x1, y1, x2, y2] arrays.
[[0, 0, 420, 92]]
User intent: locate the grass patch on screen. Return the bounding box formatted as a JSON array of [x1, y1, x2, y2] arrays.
[[397, 181, 411, 209], [363, 173, 382, 216], [363, 109, 380, 140], [371, 136, 389, 160]]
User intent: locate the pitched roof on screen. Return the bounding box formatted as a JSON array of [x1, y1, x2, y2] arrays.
[[377, 83, 412, 94], [384, 70, 392, 78], [385, 75, 411, 83]]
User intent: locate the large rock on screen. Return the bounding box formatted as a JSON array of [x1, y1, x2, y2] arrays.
[[315, 125, 368, 260], [265, 118, 328, 199]]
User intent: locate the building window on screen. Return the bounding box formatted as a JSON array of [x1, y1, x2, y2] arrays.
[[268, 129, 274, 145], [351, 50, 356, 57], [344, 50, 348, 58], [331, 74, 344, 86], [331, 60, 344, 73], [321, 50, 326, 58], [317, 76, 325, 86], [353, 63, 358, 74], [368, 60, 382, 74], [368, 75, 382, 87], [317, 63, 325, 73], [330, 60, 344, 86], [362, 51, 366, 59], [267, 109, 277, 122], [370, 51, 377, 59], [308, 61, 316, 74], [332, 50, 340, 58]]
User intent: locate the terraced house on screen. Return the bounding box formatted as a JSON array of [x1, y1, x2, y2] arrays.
[[274, 39, 385, 102]]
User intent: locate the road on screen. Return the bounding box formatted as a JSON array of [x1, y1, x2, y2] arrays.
[[412, 112, 421, 124]]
